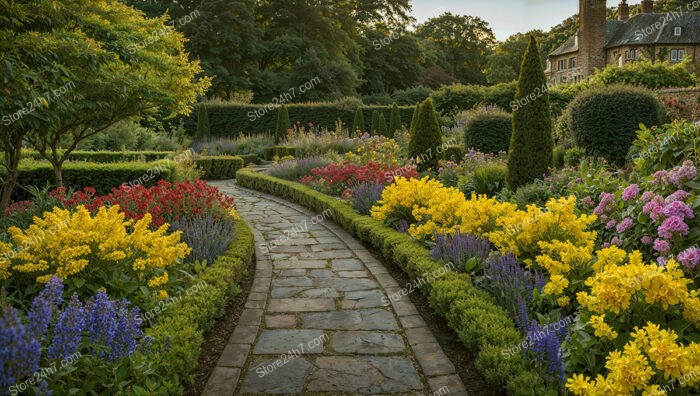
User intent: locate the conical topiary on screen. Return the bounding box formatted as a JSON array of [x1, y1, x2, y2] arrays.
[[378, 112, 388, 137], [370, 110, 380, 135], [275, 105, 291, 144], [389, 103, 401, 137], [352, 107, 365, 136], [409, 102, 421, 134], [506, 36, 553, 189], [196, 104, 211, 140], [409, 98, 443, 172]]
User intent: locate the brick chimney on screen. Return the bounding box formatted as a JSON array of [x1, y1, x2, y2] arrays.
[[579, 0, 608, 78], [618, 0, 629, 20], [641, 0, 654, 13]]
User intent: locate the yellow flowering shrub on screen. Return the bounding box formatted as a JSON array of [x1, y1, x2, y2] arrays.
[[488, 196, 597, 265], [370, 176, 518, 240], [534, 240, 595, 307], [5, 205, 190, 299], [567, 323, 700, 395]]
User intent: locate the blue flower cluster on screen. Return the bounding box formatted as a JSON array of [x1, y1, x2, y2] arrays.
[[1, 277, 145, 392], [527, 319, 567, 384], [430, 229, 491, 273]]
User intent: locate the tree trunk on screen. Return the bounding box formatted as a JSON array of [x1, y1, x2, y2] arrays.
[[52, 161, 64, 188], [0, 149, 21, 214]]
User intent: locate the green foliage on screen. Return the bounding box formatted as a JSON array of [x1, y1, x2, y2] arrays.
[[19, 150, 173, 163], [180, 103, 415, 136], [409, 98, 443, 171], [370, 110, 380, 135], [143, 220, 253, 392], [443, 145, 464, 161], [472, 163, 507, 196], [552, 145, 566, 168], [409, 102, 421, 134], [194, 156, 245, 180], [196, 104, 211, 140], [235, 168, 544, 393], [0, 161, 175, 201], [567, 84, 665, 166], [463, 107, 513, 154], [378, 112, 388, 137], [564, 147, 588, 166], [590, 60, 697, 90], [263, 146, 297, 161], [507, 36, 553, 189], [391, 86, 433, 105], [389, 103, 401, 136], [630, 121, 700, 174], [352, 107, 365, 134], [274, 105, 291, 144]]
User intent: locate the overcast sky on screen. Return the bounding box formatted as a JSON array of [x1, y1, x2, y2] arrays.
[[410, 0, 644, 40]]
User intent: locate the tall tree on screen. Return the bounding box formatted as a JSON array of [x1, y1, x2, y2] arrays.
[[507, 36, 553, 189], [352, 107, 365, 135], [417, 13, 496, 85], [487, 31, 549, 84], [389, 103, 401, 136]]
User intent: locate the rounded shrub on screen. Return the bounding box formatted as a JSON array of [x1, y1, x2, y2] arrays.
[[472, 163, 507, 196], [567, 84, 665, 166], [564, 146, 587, 166], [552, 145, 566, 168], [463, 107, 512, 154]]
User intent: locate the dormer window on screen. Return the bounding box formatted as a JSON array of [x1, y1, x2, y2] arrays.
[[674, 27, 682, 36]]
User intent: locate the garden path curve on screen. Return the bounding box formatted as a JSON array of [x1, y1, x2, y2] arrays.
[[202, 179, 468, 396]]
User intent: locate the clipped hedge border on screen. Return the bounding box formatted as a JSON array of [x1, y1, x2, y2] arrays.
[[142, 219, 254, 393], [2, 161, 175, 201], [262, 146, 297, 161], [20, 150, 174, 163], [194, 155, 245, 180], [235, 168, 545, 394]]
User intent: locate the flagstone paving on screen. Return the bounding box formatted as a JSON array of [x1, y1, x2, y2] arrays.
[[202, 180, 467, 396]]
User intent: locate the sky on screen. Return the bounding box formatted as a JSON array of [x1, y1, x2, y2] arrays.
[[410, 0, 644, 40]]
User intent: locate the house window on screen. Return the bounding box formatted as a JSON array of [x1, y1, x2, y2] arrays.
[[629, 49, 638, 60], [674, 27, 682, 36], [670, 48, 686, 62], [558, 60, 566, 70], [569, 57, 577, 68]]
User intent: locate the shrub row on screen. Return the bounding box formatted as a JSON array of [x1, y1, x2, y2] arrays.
[[20, 150, 174, 163], [262, 146, 297, 161], [141, 219, 254, 392], [1, 161, 175, 201], [464, 110, 513, 154], [180, 103, 417, 137], [194, 156, 245, 180], [235, 168, 545, 394]]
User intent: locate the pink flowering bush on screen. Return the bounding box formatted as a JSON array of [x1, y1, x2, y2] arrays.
[[592, 160, 699, 268]]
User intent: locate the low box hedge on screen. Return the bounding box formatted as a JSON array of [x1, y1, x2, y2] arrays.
[[238, 154, 261, 165], [2, 161, 175, 201], [194, 155, 245, 180], [141, 219, 254, 392], [20, 150, 174, 163], [235, 168, 545, 394], [262, 146, 297, 161]]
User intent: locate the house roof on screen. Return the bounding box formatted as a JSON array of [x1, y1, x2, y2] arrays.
[[548, 12, 700, 57]]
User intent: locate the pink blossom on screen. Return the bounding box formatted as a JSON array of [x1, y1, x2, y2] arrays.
[[658, 216, 690, 239], [594, 192, 615, 216], [582, 196, 595, 208], [678, 247, 700, 269], [662, 201, 694, 220], [616, 218, 633, 234], [668, 160, 697, 186], [641, 191, 655, 203], [641, 236, 653, 244], [606, 219, 618, 230], [610, 237, 623, 246], [665, 190, 691, 204], [622, 184, 640, 201], [654, 239, 670, 253]]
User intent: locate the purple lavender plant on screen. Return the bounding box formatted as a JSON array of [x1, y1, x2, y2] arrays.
[[430, 230, 491, 273], [349, 182, 384, 215], [108, 300, 143, 362], [526, 320, 567, 384], [48, 294, 85, 360], [85, 290, 117, 361], [269, 156, 330, 180], [26, 276, 64, 338], [171, 213, 235, 264], [0, 306, 42, 391]]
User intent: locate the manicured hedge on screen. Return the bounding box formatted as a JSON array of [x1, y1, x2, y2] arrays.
[[1, 161, 175, 201], [194, 155, 245, 180], [464, 111, 513, 154], [20, 150, 174, 163], [262, 146, 297, 161], [443, 145, 464, 161], [235, 168, 545, 395], [179, 103, 416, 137], [238, 154, 262, 165], [141, 220, 254, 392]]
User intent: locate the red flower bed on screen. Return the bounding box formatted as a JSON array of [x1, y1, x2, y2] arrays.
[[300, 162, 418, 195]]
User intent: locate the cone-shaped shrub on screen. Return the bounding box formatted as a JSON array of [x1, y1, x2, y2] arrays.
[[196, 104, 211, 140], [275, 105, 291, 144], [506, 36, 552, 189], [409, 102, 421, 134], [409, 98, 443, 171], [352, 107, 365, 136], [370, 110, 380, 135], [389, 103, 401, 137], [378, 113, 388, 137]]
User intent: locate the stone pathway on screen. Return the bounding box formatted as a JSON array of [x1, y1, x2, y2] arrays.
[[202, 180, 467, 396]]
